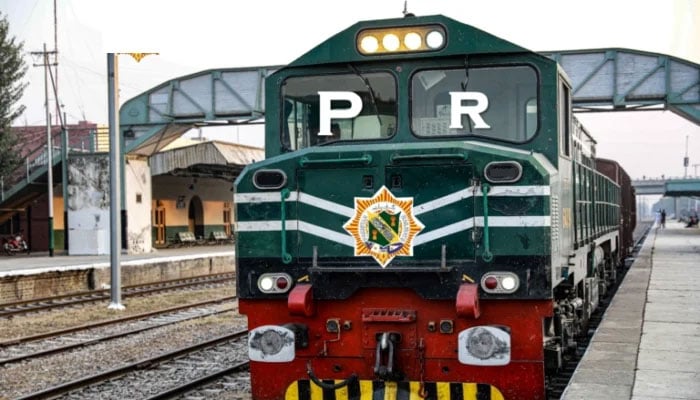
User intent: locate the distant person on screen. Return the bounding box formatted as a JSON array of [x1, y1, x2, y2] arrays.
[[660, 209, 666, 228], [685, 214, 698, 228]]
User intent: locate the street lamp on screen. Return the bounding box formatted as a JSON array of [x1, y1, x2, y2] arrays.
[[107, 52, 157, 310]]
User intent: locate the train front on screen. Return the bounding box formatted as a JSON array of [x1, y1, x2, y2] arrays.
[[235, 15, 560, 400]]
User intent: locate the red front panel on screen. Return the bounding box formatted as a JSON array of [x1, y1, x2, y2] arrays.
[[241, 288, 553, 400]]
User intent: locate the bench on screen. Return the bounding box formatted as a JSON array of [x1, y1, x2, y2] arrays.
[[209, 231, 234, 245], [169, 231, 197, 247]]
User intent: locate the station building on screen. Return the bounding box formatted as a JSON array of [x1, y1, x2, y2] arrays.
[[0, 121, 262, 254]]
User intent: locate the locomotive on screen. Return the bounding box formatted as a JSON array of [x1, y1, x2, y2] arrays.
[[234, 13, 635, 400]]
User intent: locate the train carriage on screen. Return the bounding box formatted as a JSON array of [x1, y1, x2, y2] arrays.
[[234, 14, 633, 399]]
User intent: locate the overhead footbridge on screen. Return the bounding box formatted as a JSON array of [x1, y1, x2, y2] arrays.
[[664, 178, 700, 197], [119, 65, 282, 156], [544, 48, 700, 124]]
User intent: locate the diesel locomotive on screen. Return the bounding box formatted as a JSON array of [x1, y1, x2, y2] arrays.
[[234, 13, 635, 400]]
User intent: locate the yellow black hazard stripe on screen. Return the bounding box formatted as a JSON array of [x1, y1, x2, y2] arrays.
[[285, 380, 505, 400]]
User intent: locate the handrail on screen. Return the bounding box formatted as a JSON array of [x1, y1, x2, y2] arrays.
[[0, 130, 93, 202], [481, 184, 493, 262], [299, 154, 372, 167], [280, 189, 292, 264], [390, 152, 468, 163]]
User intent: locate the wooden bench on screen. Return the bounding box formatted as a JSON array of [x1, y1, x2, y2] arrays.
[[209, 231, 234, 245]]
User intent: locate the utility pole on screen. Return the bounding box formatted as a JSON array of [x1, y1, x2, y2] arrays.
[[53, 0, 60, 126], [683, 135, 689, 178], [106, 51, 158, 310], [31, 44, 58, 257], [107, 53, 124, 310]]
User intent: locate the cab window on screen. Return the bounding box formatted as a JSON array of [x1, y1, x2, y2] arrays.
[[411, 65, 538, 142], [282, 72, 397, 150]]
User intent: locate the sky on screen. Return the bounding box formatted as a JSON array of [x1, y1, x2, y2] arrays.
[[1, 0, 699, 180]]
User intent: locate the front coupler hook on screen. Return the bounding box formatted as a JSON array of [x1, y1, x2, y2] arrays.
[[373, 332, 403, 381]]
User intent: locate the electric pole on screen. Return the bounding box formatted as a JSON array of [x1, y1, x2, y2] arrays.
[[683, 135, 689, 178], [31, 45, 58, 257]]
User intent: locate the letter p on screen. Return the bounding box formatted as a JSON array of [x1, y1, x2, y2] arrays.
[[318, 91, 362, 136]]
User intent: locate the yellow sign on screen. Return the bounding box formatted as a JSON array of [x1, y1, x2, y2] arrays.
[[562, 207, 572, 228]]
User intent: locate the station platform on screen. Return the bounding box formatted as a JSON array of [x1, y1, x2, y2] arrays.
[[0, 245, 235, 303], [562, 221, 700, 400]]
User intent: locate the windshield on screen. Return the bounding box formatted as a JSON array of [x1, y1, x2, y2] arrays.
[[281, 72, 397, 150], [411, 65, 538, 142]]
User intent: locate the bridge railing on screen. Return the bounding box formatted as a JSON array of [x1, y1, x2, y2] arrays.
[[0, 130, 98, 203]]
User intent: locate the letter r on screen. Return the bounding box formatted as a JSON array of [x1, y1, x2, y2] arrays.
[[318, 91, 362, 136], [449, 92, 491, 129]]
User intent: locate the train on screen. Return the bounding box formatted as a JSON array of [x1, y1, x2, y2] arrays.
[[234, 13, 636, 400]]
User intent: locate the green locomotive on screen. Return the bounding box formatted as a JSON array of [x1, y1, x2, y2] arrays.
[[234, 14, 634, 400]]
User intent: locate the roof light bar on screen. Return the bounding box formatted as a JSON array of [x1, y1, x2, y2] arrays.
[[357, 25, 446, 55]]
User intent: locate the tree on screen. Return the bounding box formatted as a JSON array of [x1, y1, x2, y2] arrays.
[[0, 11, 28, 179]]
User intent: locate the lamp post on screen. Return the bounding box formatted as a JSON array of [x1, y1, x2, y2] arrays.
[[107, 52, 158, 310]]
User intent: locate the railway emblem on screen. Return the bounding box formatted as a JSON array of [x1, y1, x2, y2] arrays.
[[343, 186, 424, 268]]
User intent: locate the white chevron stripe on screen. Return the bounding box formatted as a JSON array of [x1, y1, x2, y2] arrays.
[[414, 187, 477, 215], [413, 219, 474, 246], [237, 215, 550, 248], [297, 221, 356, 246], [297, 192, 355, 217], [480, 185, 550, 196], [235, 185, 550, 217]]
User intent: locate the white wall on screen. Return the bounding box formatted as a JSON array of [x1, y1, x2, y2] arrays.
[[125, 156, 153, 254], [66, 155, 110, 255]]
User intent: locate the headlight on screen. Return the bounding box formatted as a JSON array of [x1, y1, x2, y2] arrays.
[[357, 25, 446, 55], [248, 325, 295, 362], [458, 326, 511, 366]]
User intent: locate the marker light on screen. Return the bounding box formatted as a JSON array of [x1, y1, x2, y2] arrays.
[[357, 25, 446, 55], [257, 273, 294, 294], [360, 35, 379, 53], [480, 272, 520, 294], [501, 276, 517, 291], [484, 276, 498, 290]]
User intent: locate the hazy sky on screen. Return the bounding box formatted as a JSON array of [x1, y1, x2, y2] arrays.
[[1, 0, 698, 180]]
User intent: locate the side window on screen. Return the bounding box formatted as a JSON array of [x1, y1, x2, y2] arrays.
[[559, 81, 571, 157]]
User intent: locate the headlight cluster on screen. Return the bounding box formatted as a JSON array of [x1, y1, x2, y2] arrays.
[[357, 25, 446, 55]]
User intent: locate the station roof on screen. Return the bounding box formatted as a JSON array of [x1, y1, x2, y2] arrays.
[[149, 141, 264, 181]]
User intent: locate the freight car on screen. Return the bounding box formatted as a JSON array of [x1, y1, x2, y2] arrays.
[[234, 13, 635, 400]]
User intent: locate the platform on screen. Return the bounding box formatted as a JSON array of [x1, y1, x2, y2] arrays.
[[562, 221, 700, 400], [0, 245, 235, 303]]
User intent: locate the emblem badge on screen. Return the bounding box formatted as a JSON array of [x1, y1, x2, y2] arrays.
[[343, 186, 424, 268]]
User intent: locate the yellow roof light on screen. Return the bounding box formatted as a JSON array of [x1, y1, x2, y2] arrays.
[[404, 32, 422, 50], [360, 35, 379, 53], [357, 24, 446, 55], [382, 33, 400, 51]]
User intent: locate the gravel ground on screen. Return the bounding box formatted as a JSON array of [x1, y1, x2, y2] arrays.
[[0, 285, 246, 400]]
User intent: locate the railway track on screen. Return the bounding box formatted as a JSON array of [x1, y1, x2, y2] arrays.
[[16, 330, 249, 400], [0, 296, 236, 365], [546, 222, 653, 399], [0, 272, 235, 318]]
